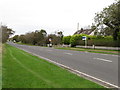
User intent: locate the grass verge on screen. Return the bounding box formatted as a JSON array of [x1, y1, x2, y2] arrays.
[[55, 47, 119, 55], [2, 44, 105, 88], [16, 42, 119, 55], [16, 42, 37, 46]]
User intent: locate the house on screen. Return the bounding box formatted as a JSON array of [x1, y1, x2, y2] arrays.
[[74, 28, 95, 35]]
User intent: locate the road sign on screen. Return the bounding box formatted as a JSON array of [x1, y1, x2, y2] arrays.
[[82, 36, 87, 48], [82, 36, 87, 40], [49, 38, 52, 42]]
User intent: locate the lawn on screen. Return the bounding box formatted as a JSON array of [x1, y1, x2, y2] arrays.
[[55, 47, 119, 55], [2, 44, 105, 88]]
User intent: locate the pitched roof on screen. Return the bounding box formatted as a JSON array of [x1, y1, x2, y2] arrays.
[[74, 29, 94, 35]]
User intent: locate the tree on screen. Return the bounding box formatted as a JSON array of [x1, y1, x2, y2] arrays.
[[17, 29, 64, 46], [47, 34, 61, 45], [1, 25, 14, 43], [12, 35, 19, 42], [57, 31, 63, 44], [34, 29, 47, 45], [94, 0, 120, 40], [18, 29, 47, 46], [91, 25, 96, 31], [25, 32, 35, 44], [19, 35, 26, 43], [40, 29, 47, 37], [103, 27, 114, 36]]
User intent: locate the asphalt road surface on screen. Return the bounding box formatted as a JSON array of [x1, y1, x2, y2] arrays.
[[8, 42, 119, 87]]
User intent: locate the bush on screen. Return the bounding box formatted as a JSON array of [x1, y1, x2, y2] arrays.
[[63, 34, 119, 47], [62, 36, 71, 45], [70, 34, 87, 47], [117, 32, 120, 40]]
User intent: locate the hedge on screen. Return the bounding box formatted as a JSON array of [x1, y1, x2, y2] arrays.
[[62, 34, 120, 47], [62, 36, 71, 45], [70, 34, 87, 47]]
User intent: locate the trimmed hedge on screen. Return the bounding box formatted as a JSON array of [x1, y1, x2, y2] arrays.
[[70, 34, 87, 47], [62, 35, 120, 47], [62, 36, 71, 45]]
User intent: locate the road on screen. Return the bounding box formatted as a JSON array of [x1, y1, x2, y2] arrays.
[[8, 42, 119, 87]]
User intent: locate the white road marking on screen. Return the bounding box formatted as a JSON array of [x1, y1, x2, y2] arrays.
[[93, 58, 112, 63], [100, 54, 119, 57], [112, 55, 120, 57], [90, 52, 119, 57], [64, 53, 73, 55]]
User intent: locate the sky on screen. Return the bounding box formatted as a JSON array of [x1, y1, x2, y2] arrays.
[[0, 0, 115, 36]]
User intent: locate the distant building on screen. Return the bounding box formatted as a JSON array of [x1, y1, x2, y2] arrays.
[[74, 28, 95, 35]]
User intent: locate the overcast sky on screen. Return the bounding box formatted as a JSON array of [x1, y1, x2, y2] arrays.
[[0, 0, 115, 36]]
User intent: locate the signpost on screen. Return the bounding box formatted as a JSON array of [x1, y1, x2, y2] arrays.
[[49, 38, 52, 42], [82, 36, 87, 40], [82, 36, 87, 48]]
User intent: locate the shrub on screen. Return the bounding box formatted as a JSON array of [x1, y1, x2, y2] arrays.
[[62, 36, 71, 45], [63, 34, 119, 47], [70, 34, 87, 47]]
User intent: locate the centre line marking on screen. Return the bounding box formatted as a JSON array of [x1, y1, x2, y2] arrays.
[[93, 58, 112, 63], [65, 53, 73, 55]]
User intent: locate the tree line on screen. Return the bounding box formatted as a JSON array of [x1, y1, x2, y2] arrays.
[[12, 30, 63, 46]]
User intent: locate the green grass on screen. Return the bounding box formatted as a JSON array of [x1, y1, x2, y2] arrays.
[[2, 44, 105, 88], [16, 42, 37, 46], [17, 42, 119, 55], [55, 47, 119, 55], [16, 42, 48, 47]]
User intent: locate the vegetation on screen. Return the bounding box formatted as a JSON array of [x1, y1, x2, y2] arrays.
[[62, 36, 71, 45], [62, 34, 120, 47], [94, 0, 120, 40], [0, 25, 14, 43], [2, 44, 104, 88], [70, 34, 86, 47], [55, 47, 119, 55], [12, 30, 63, 46], [62, 0, 120, 47]]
